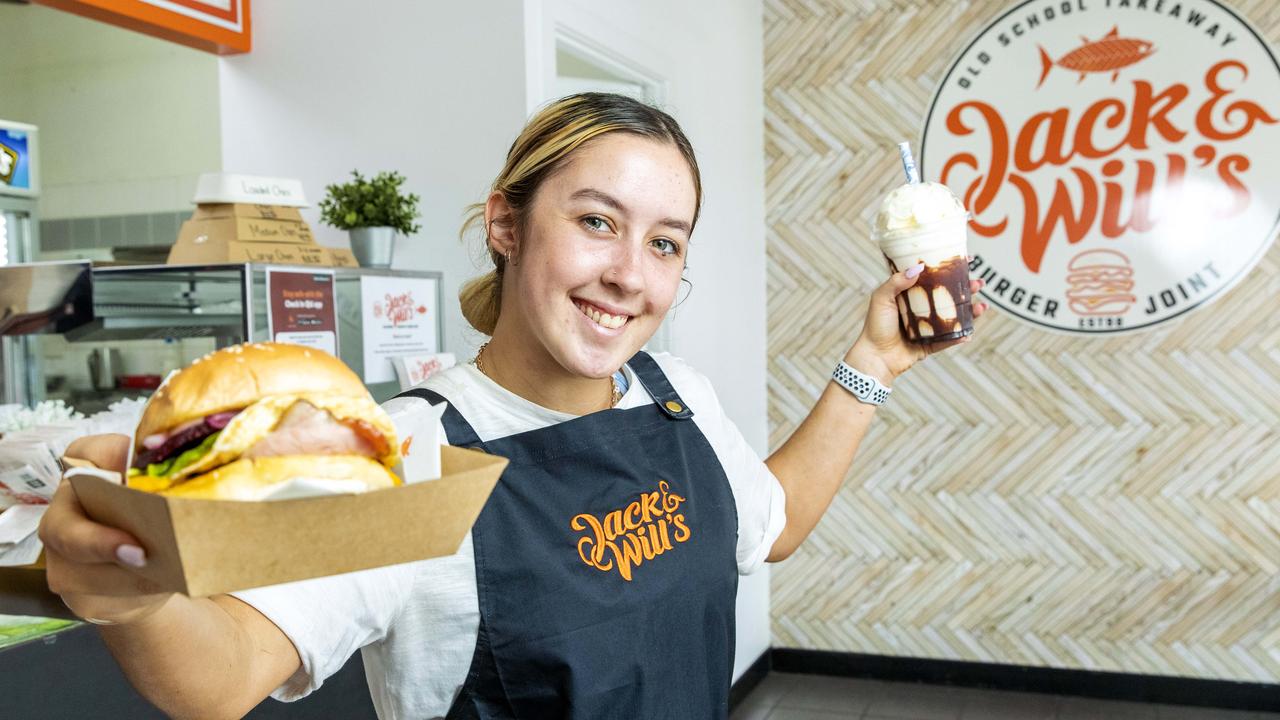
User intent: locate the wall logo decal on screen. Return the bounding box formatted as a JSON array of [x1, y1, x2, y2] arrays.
[[921, 0, 1280, 334]]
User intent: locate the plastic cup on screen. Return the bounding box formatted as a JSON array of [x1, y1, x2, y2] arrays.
[[873, 215, 973, 344]]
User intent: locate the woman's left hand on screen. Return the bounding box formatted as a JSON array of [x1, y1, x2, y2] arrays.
[[846, 263, 989, 385]]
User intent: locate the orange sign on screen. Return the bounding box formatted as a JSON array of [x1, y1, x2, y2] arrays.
[[34, 0, 251, 55]]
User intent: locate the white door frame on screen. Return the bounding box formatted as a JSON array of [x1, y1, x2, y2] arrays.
[[552, 24, 667, 105], [524, 5, 676, 353]]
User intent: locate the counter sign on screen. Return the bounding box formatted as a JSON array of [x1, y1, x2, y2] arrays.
[[0, 122, 37, 196], [266, 269, 338, 355], [359, 275, 440, 384], [920, 0, 1280, 334]]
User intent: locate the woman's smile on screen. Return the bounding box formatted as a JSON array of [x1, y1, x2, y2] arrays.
[[573, 298, 632, 332]]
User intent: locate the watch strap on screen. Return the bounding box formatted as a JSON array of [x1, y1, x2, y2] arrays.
[[832, 360, 891, 405]]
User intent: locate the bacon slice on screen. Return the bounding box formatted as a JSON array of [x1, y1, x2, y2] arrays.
[[243, 401, 387, 460], [341, 417, 391, 458]]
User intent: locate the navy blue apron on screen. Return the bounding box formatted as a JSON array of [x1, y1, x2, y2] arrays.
[[397, 351, 739, 719]]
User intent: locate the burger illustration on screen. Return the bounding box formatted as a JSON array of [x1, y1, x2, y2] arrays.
[[127, 342, 400, 500], [1064, 249, 1137, 316]]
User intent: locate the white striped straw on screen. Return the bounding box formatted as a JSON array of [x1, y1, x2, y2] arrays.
[[898, 141, 919, 184]]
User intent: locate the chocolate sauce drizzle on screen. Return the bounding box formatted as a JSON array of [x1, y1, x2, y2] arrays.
[[887, 256, 974, 344]]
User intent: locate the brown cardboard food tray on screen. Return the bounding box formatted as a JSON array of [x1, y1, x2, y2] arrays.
[[228, 216, 315, 244], [169, 238, 319, 265], [192, 203, 305, 222], [66, 445, 506, 597], [325, 247, 359, 267], [168, 223, 357, 267], [178, 217, 314, 245]]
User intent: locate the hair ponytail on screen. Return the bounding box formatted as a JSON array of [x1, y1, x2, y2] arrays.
[[459, 270, 502, 337]]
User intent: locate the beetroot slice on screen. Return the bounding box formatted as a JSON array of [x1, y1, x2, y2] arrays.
[[133, 409, 241, 469]]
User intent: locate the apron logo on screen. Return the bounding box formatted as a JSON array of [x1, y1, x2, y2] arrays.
[[570, 480, 691, 582]]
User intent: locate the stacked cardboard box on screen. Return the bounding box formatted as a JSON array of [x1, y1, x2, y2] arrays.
[[167, 203, 358, 267]]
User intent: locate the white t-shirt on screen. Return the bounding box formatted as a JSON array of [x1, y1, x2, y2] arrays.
[[232, 352, 787, 720]]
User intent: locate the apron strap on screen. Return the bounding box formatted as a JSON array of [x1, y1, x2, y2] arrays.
[[393, 387, 484, 448], [626, 351, 695, 420]]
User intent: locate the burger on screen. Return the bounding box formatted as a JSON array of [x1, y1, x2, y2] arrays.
[[1064, 249, 1137, 316], [127, 342, 400, 500]]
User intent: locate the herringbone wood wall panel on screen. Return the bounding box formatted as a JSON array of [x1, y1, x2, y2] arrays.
[[765, 0, 1280, 681]]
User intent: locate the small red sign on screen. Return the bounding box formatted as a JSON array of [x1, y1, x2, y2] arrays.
[[266, 269, 338, 356]]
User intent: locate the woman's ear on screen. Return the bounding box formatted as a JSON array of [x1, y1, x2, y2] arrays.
[[484, 192, 518, 258]]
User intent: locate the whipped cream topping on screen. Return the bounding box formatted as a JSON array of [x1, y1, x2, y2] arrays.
[[874, 181, 967, 235], [872, 181, 970, 267]]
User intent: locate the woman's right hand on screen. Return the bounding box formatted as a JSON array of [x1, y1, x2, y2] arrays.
[[38, 433, 175, 625]]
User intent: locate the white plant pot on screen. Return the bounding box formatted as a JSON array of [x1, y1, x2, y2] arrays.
[[349, 226, 396, 268]]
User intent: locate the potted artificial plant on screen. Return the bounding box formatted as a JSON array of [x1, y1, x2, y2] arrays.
[[319, 170, 422, 268]]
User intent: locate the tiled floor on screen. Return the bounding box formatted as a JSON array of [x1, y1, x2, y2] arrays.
[[731, 673, 1280, 720]]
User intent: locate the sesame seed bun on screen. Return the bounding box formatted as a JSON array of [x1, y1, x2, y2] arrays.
[[135, 342, 370, 449], [127, 343, 401, 499]]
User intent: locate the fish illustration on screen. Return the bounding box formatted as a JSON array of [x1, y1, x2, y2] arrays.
[[1037, 26, 1155, 88]]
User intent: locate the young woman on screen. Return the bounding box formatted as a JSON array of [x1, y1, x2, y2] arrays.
[[39, 93, 986, 719]]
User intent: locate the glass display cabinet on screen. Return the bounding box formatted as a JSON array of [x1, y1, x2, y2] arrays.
[[1, 262, 444, 411]]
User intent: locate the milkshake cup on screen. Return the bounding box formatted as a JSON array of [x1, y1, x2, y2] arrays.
[[871, 179, 973, 343]]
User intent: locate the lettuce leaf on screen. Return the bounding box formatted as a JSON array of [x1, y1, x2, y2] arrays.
[[145, 431, 220, 478]]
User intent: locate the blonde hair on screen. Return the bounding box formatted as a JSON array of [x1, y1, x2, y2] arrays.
[[459, 93, 702, 336]]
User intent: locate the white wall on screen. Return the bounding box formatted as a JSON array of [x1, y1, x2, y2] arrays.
[[217, 0, 528, 360], [0, 3, 219, 218], [528, 0, 771, 681]]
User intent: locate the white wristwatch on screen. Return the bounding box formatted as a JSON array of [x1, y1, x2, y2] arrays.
[[831, 360, 892, 405]]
